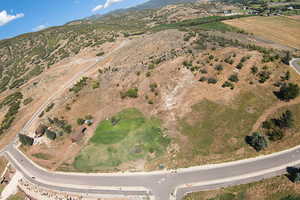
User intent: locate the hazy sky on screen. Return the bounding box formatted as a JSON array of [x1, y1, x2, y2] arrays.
[[0, 0, 148, 40]]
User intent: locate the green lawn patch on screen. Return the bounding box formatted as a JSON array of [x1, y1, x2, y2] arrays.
[[73, 108, 170, 172]]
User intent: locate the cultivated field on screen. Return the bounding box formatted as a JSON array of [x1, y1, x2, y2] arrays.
[[224, 16, 300, 49]]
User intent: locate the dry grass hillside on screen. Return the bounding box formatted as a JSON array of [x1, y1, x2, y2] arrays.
[[21, 26, 300, 172]]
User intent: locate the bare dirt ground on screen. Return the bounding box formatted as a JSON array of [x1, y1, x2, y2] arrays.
[[288, 15, 300, 20]]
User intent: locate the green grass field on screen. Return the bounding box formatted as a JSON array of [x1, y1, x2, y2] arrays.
[[73, 108, 170, 172], [178, 89, 277, 159]]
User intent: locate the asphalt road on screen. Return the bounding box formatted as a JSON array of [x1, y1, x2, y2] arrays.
[[4, 142, 300, 200], [290, 58, 300, 74]]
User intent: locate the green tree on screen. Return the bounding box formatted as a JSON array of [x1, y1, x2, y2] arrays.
[[275, 83, 300, 101], [228, 74, 239, 82], [19, 134, 34, 146], [245, 132, 267, 152], [46, 130, 56, 140], [77, 118, 85, 125], [282, 51, 292, 65]]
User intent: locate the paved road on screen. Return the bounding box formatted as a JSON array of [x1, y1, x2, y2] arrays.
[[4, 142, 300, 200], [2, 47, 300, 200], [290, 58, 300, 74]]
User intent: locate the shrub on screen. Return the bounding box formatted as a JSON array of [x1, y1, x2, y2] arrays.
[[92, 81, 100, 89], [207, 78, 217, 84], [245, 132, 267, 152], [214, 64, 223, 71], [281, 71, 290, 81], [199, 77, 207, 82], [228, 74, 239, 83], [236, 62, 243, 69], [45, 103, 55, 112], [222, 81, 234, 89], [46, 130, 57, 140], [19, 134, 34, 146], [23, 97, 33, 105], [258, 71, 271, 83], [149, 83, 158, 92], [69, 77, 89, 93], [96, 52, 105, 57], [267, 128, 284, 141], [77, 118, 85, 125], [121, 88, 138, 99], [275, 83, 300, 101], [251, 66, 258, 74], [282, 51, 291, 65], [200, 69, 207, 74]]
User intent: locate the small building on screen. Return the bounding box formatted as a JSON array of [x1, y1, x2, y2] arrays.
[[35, 124, 47, 137]]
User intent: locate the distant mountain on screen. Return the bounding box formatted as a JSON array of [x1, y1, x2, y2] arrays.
[[84, 0, 199, 22], [132, 0, 198, 10]]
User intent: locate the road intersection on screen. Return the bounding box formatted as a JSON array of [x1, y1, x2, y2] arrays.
[[1, 54, 300, 200]]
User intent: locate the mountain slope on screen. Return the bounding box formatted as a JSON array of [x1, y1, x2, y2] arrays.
[[132, 0, 199, 10]]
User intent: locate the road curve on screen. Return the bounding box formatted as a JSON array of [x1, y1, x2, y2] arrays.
[[290, 58, 300, 75], [4, 142, 300, 200]]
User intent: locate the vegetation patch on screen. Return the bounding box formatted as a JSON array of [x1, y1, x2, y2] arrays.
[[178, 90, 276, 157], [73, 108, 170, 172], [184, 175, 300, 200]]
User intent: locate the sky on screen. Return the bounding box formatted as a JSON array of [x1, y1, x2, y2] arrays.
[[0, 0, 148, 40]]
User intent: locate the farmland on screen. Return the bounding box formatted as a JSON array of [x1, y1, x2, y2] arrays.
[[224, 16, 300, 49]]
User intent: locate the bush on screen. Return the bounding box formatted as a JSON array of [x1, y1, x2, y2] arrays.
[[96, 52, 105, 57], [222, 81, 234, 89], [245, 132, 267, 152], [69, 77, 89, 93], [207, 78, 218, 84], [228, 74, 239, 83], [121, 88, 139, 99], [267, 128, 284, 141], [275, 83, 300, 101], [251, 66, 258, 74], [23, 97, 33, 105], [200, 69, 207, 74], [236, 62, 243, 69], [149, 83, 158, 92], [214, 64, 223, 71], [281, 71, 290, 81], [282, 51, 291, 65], [77, 118, 85, 125], [19, 134, 34, 146], [46, 130, 57, 140], [199, 76, 207, 82], [45, 103, 55, 112], [258, 71, 271, 83]]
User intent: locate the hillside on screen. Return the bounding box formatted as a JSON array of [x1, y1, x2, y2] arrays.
[[0, 0, 300, 184]]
